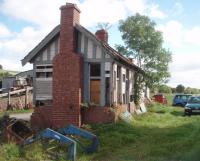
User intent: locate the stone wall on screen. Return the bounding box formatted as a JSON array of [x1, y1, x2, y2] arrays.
[[0, 92, 33, 111]]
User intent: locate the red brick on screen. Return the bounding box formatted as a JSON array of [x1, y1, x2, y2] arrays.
[[95, 29, 108, 42], [52, 3, 83, 128]]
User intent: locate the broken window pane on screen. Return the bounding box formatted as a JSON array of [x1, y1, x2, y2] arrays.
[[90, 64, 101, 77], [46, 72, 52, 78], [36, 72, 46, 78]]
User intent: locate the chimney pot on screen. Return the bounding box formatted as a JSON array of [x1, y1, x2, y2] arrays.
[[95, 29, 108, 43]]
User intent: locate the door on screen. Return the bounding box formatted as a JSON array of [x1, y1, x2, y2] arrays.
[[90, 79, 100, 104]]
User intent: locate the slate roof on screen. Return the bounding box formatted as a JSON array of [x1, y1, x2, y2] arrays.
[[21, 24, 142, 72], [21, 25, 60, 66]]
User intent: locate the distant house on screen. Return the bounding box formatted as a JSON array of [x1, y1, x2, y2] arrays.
[[21, 3, 144, 128], [2, 70, 33, 91]]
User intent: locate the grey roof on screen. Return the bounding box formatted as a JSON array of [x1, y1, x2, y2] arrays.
[[21, 23, 141, 72], [15, 70, 33, 77], [75, 24, 141, 71], [21, 25, 60, 66]]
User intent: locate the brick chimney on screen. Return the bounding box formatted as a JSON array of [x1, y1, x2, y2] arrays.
[[52, 3, 83, 128], [95, 29, 108, 42]]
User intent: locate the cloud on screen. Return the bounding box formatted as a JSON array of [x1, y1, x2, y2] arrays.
[[149, 4, 167, 19], [80, 0, 126, 27], [158, 20, 200, 48], [0, 27, 47, 57], [170, 2, 184, 17], [1, 0, 166, 28], [157, 20, 183, 47], [184, 27, 200, 46], [168, 52, 200, 88], [0, 26, 50, 71], [0, 0, 71, 29], [0, 0, 167, 71], [0, 58, 32, 71], [124, 0, 146, 14], [0, 23, 11, 38], [158, 20, 200, 88]]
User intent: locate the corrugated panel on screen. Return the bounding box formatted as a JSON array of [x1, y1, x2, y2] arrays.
[[96, 46, 102, 59], [50, 41, 56, 60], [87, 39, 93, 58], [36, 80, 52, 96], [43, 49, 48, 61]]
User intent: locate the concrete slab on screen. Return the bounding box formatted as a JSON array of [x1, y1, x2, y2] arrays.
[[10, 113, 32, 121]]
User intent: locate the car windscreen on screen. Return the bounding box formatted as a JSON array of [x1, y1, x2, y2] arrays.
[[188, 97, 200, 103]]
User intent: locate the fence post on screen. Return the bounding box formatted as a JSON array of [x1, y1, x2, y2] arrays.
[[7, 90, 11, 109], [25, 87, 29, 108]]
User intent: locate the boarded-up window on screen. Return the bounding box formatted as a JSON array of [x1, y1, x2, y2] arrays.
[[43, 49, 48, 61], [96, 46, 102, 59], [50, 42, 56, 60], [87, 39, 93, 58]]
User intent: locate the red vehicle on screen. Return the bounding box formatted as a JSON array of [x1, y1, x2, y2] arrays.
[[153, 94, 168, 104]]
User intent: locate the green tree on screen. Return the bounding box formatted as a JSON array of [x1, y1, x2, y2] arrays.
[[0, 72, 12, 81], [116, 13, 172, 104], [158, 84, 172, 93], [176, 84, 185, 93], [184, 87, 192, 94], [171, 88, 176, 93]]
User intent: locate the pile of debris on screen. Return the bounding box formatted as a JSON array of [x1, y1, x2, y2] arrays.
[[0, 115, 99, 161], [0, 115, 34, 144]]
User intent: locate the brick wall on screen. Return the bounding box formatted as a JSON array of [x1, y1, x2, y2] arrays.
[[81, 106, 115, 124], [31, 106, 52, 129], [81, 104, 135, 125], [52, 3, 83, 128]]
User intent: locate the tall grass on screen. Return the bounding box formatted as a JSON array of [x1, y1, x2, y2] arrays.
[[1, 105, 200, 161]]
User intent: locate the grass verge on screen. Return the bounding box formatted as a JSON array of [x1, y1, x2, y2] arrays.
[[0, 105, 200, 161]]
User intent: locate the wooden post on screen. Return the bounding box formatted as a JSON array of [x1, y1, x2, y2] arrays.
[[7, 90, 11, 110], [25, 87, 29, 108]]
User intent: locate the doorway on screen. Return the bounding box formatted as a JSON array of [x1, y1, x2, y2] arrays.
[[90, 79, 100, 104]]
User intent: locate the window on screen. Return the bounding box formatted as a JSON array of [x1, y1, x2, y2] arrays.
[[46, 72, 52, 78], [36, 65, 52, 69], [36, 66, 45, 69], [36, 72, 52, 78], [123, 94, 126, 104], [114, 71, 116, 89], [117, 66, 121, 78], [36, 65, 53, 78], [36, 72, 46, 78], [126, 69, 129, 79], [46, 65, 52, 69], [74, 29, 79, 53], [90, 64, 100, 77], [123, 74, 126, 82]]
